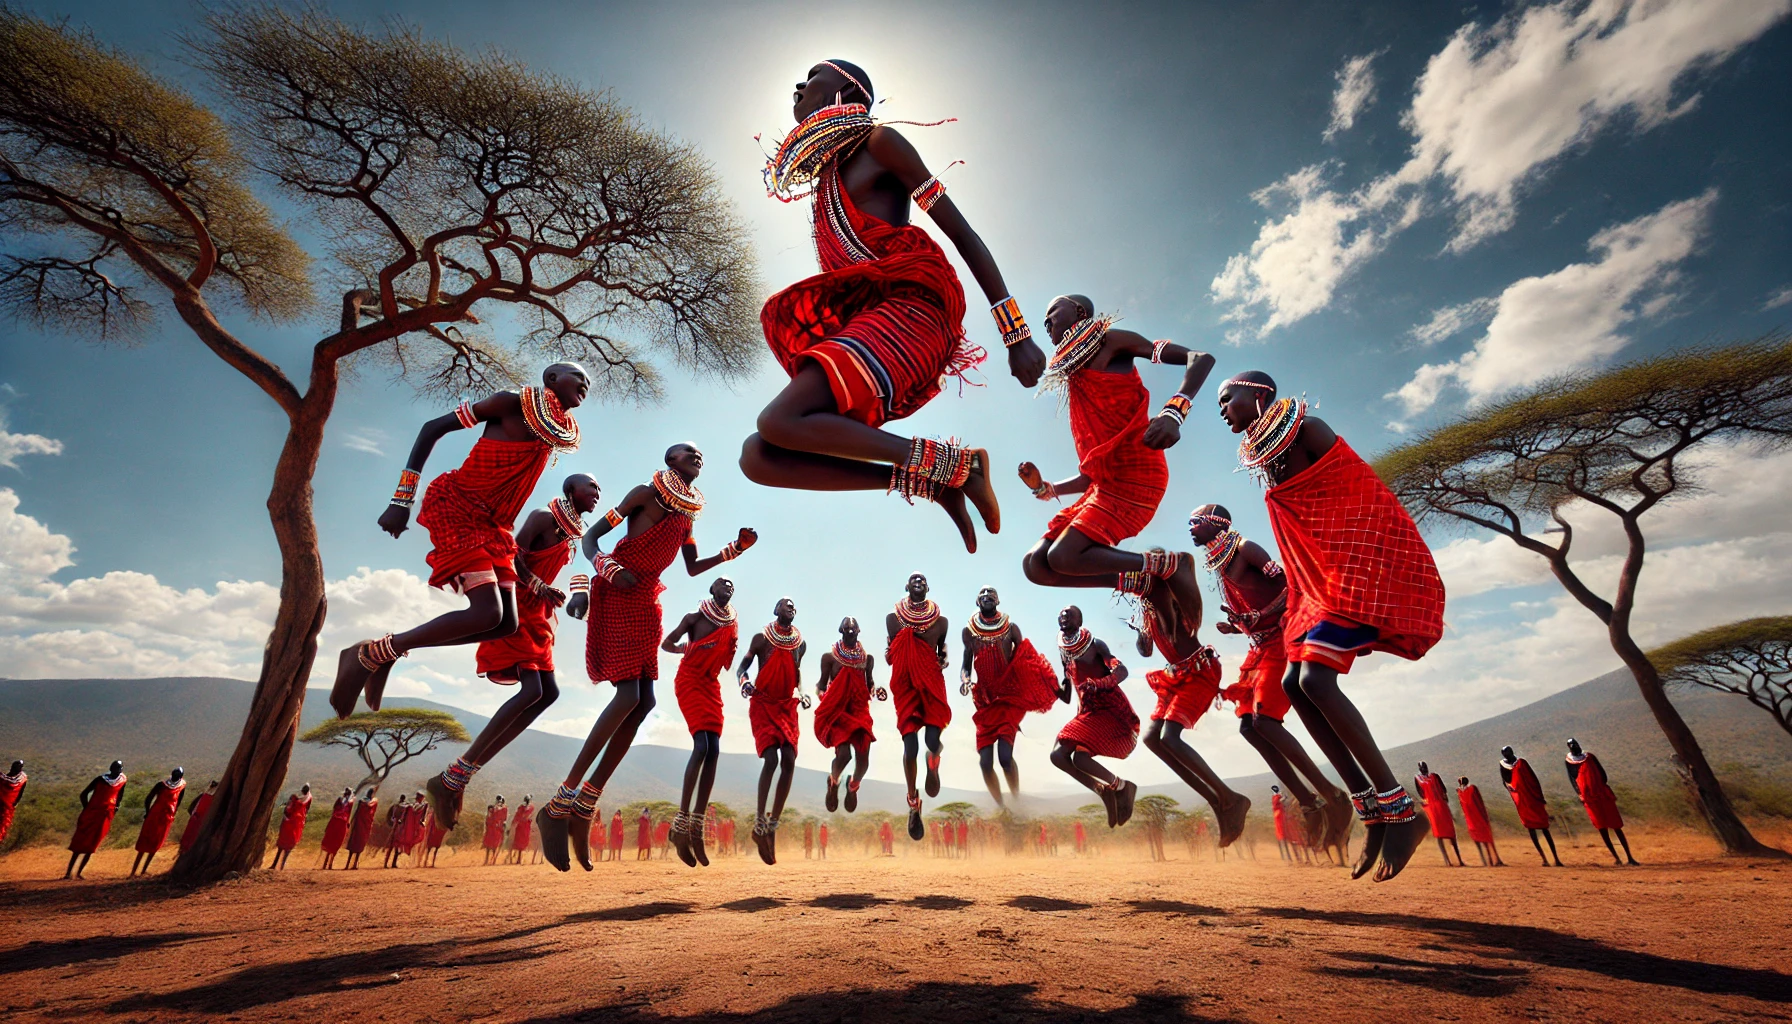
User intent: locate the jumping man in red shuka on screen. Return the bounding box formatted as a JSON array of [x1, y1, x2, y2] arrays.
[[816, 616, 885, 816], [1050, 606, 1141, 830], [661, 576, 741, 869], [1018, 295, 1213, 624], [738, 598, 810, 865], [424, 473, 603, 831], [959, 587, 1058, 808], [330, 363, 589, 718], [1218, 371, 1446, 883], [887, 573, 952, 842], [741, 61, 1049, 555], [536, 443, 756, 872]]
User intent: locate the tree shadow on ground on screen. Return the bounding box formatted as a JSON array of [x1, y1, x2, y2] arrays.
[[1125, 900, 1226, 917], [515, 982, 1241, 1023], [720, 897, 787, 913], [0, 878, 199, 915], [905, 894, 974, 910], [1256, 906, 1792, 1003], [0, 931, 220, 975], [562, 902, 695, 923], [807, 892, 892, 910], [1317, 951, 1530, 998], [1008, 895, 1091, 912]]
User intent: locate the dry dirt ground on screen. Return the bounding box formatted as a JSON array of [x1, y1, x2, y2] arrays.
[[3, 828, 1789, 1024]]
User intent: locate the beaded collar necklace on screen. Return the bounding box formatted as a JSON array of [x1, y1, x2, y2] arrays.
[[550, 497, 586, 540], [699, 598, 735, 625], [1566, 752, 1587, 764], [764, 103, 876, 203], [652, 469, 705, 519], [832, 640, 866, 668], [1203, 529, 1243, 573], [894, 597, 940, 630], [765, 621, 803, 650], [520, 387, 580, 453], [1039, 314, 1116, 397], [968, 612, 1010, 641], [1059, 627, 1094, 660], [1238, 397, 1306, 484]]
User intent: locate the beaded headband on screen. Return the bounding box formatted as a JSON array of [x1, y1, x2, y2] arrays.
[[820, 61, 872, 104], [1189, 509, 1231, 530], [1218, 375, 1276, 396]]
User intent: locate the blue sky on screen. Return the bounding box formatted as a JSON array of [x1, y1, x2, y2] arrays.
[[4, 0, 1790, 795]]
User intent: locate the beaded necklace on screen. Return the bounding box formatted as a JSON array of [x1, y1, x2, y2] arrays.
[[832, 640, 866, 669], [765, 621, 804, 651], [1058, 626, 1094, 660], [1238, 397, 1306, 484], [764, 103, 877, 203], [1203, 529, 1243, 573], [1039, 314, 1116, 397], [967, 612, 1010, 643], [550, 497, 586, 540], [652, 469, 705, 519], [894, 597, 940, 631], [520, 387, 580, 453], [699, 598, 735, 626]]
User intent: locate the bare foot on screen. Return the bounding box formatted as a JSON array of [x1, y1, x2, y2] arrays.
[[329, 645, 373, 719], [1217, 794, 1250, 847], [936, 488, 979, 554], [1351, 823, 1385, 880], [960, 450, 1001, 535], [844, 784, 859, 813], [570, 813, 593, 871], [1113, 780, 1138, 827], [424, 775, 461, 830], [825, 774, 839, 813], [692, 829, 710, 867], [537, 812, 572, 872], [925, 753, 941, 798], [362, 660, 396, 712], [907, 800, 925, 841], [1373, 817, 1431, 883], [1099, 786, 1118, 828], [671, 823, 696, 868]]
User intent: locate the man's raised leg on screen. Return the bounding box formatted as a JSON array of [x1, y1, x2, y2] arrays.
[[429, 668, 558, 828], [333, 584, 518, 717], [978, 744, 1005, 806], [1145, 719, 1249, 845], [539, 677, 653, 871]]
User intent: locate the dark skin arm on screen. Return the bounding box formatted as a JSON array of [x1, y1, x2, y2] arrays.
[[512, 509, 569, 609], [143, 781, 163, 816], [78, 775, 98, 810], [378, 392, 525, 537], [661, 611, 702, 655], [737, 633, 769, 691], [818, 650, 837, 694], [1216, 541, 1288, 634], [1089, 328, 1216, 450]]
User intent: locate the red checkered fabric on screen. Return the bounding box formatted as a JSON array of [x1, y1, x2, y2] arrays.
[[585, 511, 690, 683], [1056, 659, 1139, 759], [971, 638, 1060, 749], [1042, 366, 1168, 546], [887, 627, 952, 735], [813, 662, 876, 749], [674, 621, 737, 736], [477, 537, 573, 680], [416, 437, 554, 590], [748, 646, 802, 756], [1145, 651, 1221, 730]]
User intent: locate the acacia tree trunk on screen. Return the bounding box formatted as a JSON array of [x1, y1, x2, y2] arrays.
[[172, 368, 338, 883]]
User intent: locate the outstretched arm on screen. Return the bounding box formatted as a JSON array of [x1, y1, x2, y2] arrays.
[[682, 527, 757, 577], [1018, 461, 1089, 502], [378, 392, 521, 537], [866, 126, 1046, 388], [1093, 329, 1214, 450], [662, 612, 699, 655]]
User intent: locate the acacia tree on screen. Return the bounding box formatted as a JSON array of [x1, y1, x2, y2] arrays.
[[1377, 339, 1792, 856], [1650, 617, 1792, 739], [0, 8, 757, 882], [300, 707, 470, 795], [1132, 794, 1180, 861]]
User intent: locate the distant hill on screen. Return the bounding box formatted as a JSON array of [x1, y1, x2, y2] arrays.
[[2, 671, 1786, 823]]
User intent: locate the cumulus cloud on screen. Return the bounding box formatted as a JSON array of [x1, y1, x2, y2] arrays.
[[0, 408, 62, 470], [1213, 0, 1787, 335], [1323, 52, 1379, 141], [1391, 190, 1714, 414], [1765, 285, 1792, 311]]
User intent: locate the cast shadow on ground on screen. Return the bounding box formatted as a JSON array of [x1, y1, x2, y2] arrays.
[[1007, 895, 1092, 912], [1125, 900, 1227, 917], [0, 931, 220, 976], [515, 981, 1242, 1023], [904, 894, 974, 910], [1256, 906, 1792, 1003], [562, 902, 695, 923], [720, 897, 787, 913], [806, 892, 892, 910], [1317, 951, 1530, 998], [0, 878, 198, 915]]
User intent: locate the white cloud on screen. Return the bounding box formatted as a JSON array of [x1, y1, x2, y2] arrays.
[[1324, 52, 1379, 142], [341, 428, 388, 457], [1391, 190, 1714, 413], [1213, 0, 1788, 334], [1765, 285, 1792, 311], [0, 408, 62, 469], [0, 488, 74, 585], [1407, 296, 1497, 347]]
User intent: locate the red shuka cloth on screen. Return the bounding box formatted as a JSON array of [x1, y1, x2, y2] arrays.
[[0, 771, 24, 847], [403, 803, 428, 850], [586, 512, 691, 683], [417, 436, 555, 591], [134, 781, 185, 855], [761, 165, 973, 428], [654, 820, 670, 846], [482, 806, 508, 850], [321, 797, 352, 855], [1505, 759, 1550, 830], [347, 798, 378, 854], [1414, 772, 1456, 840], [588, 815, 605, 852], [1140, 614, 1220, 729], [1043, 366, 1169, 546], [69, 774, 127, 854], [675, 621, 738, 736], [178, 790, 213, 853], [1458, 784, 1495, 844], [814, 662, 877, 749], [1264, 437, 1445, 665], [427, 815, 448, 850], [276, 793, 311, 851], [970, 639, 1059, 749], [749, 645, 803, 756], [636, 813, 651, 850], [1573, 753, 1624, 830], [1056, 660, 1139, 759], [888, 627, 952, 735], [1271, 792, 1291, 842], [510, 807, 534, 851], [478, 537, 576, 680], [610, 813, 626, 850]]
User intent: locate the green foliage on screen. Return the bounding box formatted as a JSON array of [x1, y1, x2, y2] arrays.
[[299, 709, 468, 793], [1648, 618, 1792, 736]]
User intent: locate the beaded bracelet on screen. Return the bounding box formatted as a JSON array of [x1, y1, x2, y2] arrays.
[[568, 573, 591, 594], [390, 469, 421, 508], [1030, 478, 1057, 501], [454, 402, 478, 430], [1150, 340, 1171, 364], [601, 508, 624, 529], [1159, 393, 1193, 425], [719, 540, 744, 562], [990, 296, 1031, 348], [593, 555, 625, 584], [910, 176, 947, 213]]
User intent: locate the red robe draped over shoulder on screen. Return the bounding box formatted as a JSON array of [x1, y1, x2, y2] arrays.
[[888, 627, 952, 735], [1458, 784, 1495, 844], [417, 436, 554, 591], [510, 806, 534, 851], [483, 806, 508, 851], [277, 794, 311, 851], [322, 797, 353, 855], [134, 780, 185, 855], [1572, 753, 1624, 830], [970, 638, 1059, 749], [1414, 772, 1456, 840], [1271, 792, 1292, 842], [761, 165, 976, 428], [1056, 660, 1139, 759], [1044, 366, 1169, 546], [814, 662, 877, 749], [587, 512, 690, 684], [749, 646, 802, 756], [0, 770, 23, 847], [1504, 759, 1550, 830], [610, 813, 626, 852], [177, 790, 213, 853], [1265, 437, 1445, 664], [347, 797, 377, 854], [69, 773, 127, 855], [478, 537, 575, 680], [675, 621, 738, 736]]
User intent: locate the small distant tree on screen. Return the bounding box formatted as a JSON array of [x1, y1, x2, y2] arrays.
[[1133, 794, 1180, 861], [300, 707, 469, 795], [1378, 339, 1792, 857], [932, 801, 977, 824], [1651, 617, 1792, 739]]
